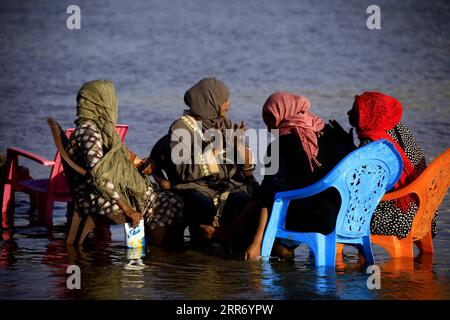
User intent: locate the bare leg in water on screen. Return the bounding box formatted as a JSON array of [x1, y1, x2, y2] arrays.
[[199, 199, 259, 247], [243, 207, 294, 260], [200, 204, 295, 260], [149, 227, 167, 247], [244, 207, 268, 260], [149, 225, 185, 249]]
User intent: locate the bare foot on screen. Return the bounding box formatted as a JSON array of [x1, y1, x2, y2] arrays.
[[271, 243, 295, 260], [245, 243, 261, 261], [198, 224, 216, 240]]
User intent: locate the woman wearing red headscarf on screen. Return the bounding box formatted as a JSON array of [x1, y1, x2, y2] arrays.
[[244, 92, 355, 260], [348, 91, 435, 239]]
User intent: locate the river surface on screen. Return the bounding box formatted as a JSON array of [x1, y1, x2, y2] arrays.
[[0, 0, 449, 299]]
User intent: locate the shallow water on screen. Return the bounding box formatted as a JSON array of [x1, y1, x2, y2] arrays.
[[0, 0, 449, 299]]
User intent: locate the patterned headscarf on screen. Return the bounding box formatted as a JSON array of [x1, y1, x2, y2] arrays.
[[262, 92, 325, 172]]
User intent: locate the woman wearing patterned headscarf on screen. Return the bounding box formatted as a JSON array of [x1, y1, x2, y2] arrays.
[[245, 92, 355, 260], [348, 91, 435, 239], [156, 77, 258, 248], [66, 80, 183, 247]]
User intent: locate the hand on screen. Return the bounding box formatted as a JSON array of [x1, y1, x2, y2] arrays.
[[239, 147, 254, 169], [213, 121, 224, 156], [134, 157, 147, 170], [138, 158, 155, 176], [329, 119, 354, 144], [126, 209, 142, 228], [159, 179, 171, 190], [117, 199, 142, 228], [231, 121, 247, 146], [232, 121, 254, 168], [244, 242, 261, 261]]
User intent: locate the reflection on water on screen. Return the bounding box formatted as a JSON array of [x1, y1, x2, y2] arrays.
[[0, 0, 449, 299], [0, 200, 450, 299]]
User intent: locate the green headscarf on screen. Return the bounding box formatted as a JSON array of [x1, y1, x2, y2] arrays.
[[75, 80, 149, 214], [76, 80, 119, 149]]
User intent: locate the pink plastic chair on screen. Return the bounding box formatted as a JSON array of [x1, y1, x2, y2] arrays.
[[1, 124, 128, 227]]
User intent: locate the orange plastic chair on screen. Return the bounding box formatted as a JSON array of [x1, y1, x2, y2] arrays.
[[1, 123, 128, 227], [371, 148, 450, 257]]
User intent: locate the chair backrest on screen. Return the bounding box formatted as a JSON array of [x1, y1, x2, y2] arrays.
[[322, 140, 403, 239], [47, 119, 87, 176], [47, 122, 128, 194], [409, 148, 450, 239], [47, 119, 87, 199], [114, 124, 128, 143], [47, 128, 75, 194]]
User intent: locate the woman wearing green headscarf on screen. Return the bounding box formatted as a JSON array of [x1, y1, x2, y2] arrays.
[[151, 77, 259, 248], [66, 80, 183, 247]]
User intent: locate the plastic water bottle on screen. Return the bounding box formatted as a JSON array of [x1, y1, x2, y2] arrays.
[[124, 219, 146, 248]]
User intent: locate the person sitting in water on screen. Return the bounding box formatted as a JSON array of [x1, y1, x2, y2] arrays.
[[347, 91, 436, 239], [66, 80, 184, 247], [245, 92, 355, 260], [151, 77, 259, 248], [147, 134, 178, 191]]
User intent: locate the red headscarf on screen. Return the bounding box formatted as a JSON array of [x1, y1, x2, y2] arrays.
[[262, 92, 325, 172], [353, 91, 418, 211]]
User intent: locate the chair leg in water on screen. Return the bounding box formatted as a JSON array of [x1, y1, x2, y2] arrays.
[[67, 210, 82, 245], [360, 236, 375, 265], [78, 214, 97, 245], [415, 232, 434, 254]]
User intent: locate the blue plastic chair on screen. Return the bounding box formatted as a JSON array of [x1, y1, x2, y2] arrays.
[[260, 140, 403, 270]]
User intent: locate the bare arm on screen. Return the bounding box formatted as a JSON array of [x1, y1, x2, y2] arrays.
[[116, 199, 141, 228], [125, 146, 145, 167]]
